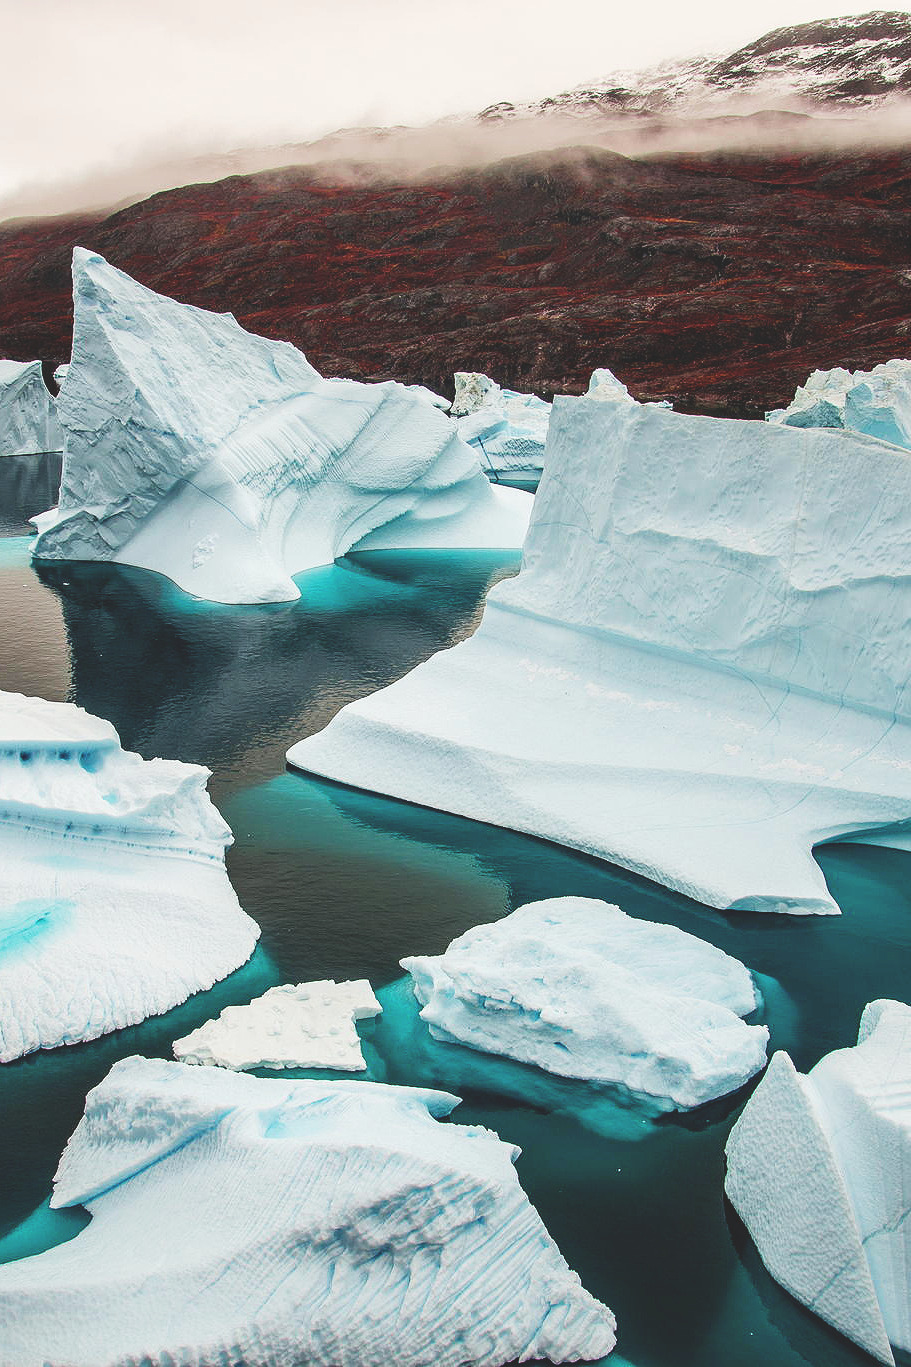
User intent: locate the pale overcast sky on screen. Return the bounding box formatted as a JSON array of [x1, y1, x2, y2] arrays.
[[1, 1, 903, 215]]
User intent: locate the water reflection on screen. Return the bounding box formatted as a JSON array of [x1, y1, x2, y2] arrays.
[[0, 452, 61, 538], [35, 550, 519, 799]]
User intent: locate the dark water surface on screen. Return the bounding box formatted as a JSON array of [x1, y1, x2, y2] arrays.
[[0, 458, 908, 1367]]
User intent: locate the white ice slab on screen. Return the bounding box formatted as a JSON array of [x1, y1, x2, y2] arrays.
[[289, 398, 911, 915], [0, 1057, 617, 1367], [173, 978, 381, 1071], [768, 358, 911, 448], [0, 690, 259, 1060], [403, 897, 767, 1110], [31, 251, 530, 604], [725, 1000, 911, 1365]]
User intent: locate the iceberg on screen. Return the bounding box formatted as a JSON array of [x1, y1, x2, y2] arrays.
[[402, 897, 767, 1111], [31, 250, 531, 605], [768, 358, 911, 447], [0, 690, 259, 1060], [452, 371, 552, 482], [289, 398, 911, 915], [0, 1056, 617, 1366], [725, 999, 911, 1365], [173, 978, 382, 1071], [0, 359, 63, 457]]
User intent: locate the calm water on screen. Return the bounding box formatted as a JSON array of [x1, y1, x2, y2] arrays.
[[0, 456, 909, 1367]]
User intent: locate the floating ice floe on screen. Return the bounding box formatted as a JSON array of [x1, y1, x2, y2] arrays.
[[31, 250, 531, 605], [0, 1056, 617, 1367], [0, 360, 63, 457], [402, 897, 767, 1111], [289, 398, 911, 915], [768, 358, 911, 447], [173, 978, 381, 1071], [725, 999, 911, 1365], [0, 691, 259, 1061]]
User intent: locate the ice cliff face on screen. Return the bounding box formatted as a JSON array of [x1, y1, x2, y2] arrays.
[[173, 978, 382, 1071], [0, 360, 63, 457], [725, 1000, 911, 1365], [31, 250, 530, 604], [289, 398, 911, 915], [0, 691, 259, 1060], [0, 1056, 617, 1367], [403, 897, 767, 1110], [769, 358, 911, 447]]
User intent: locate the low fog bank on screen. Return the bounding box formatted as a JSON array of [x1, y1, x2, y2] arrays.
[[5, 92, 911, 226]]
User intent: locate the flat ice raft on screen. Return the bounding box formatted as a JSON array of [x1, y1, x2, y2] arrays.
[[0, 1057, 617, 1367], [290, 398, 911, 915], [173, 978, 381, 1071], [403, 898, 767, 1111], [31, 250, 530, 604], [0, 691, 259, 1060], [725, 1000, 911, 1365]]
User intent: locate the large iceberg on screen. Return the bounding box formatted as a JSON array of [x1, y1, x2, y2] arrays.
[[768, 358, 911, 447], [0, 359, 63, 457], [725, 1000, 911, 1365], [31, 250, 531, 604], [402, 897, 768, 1111], [0, 691, 259, 1060], [173, 978, 382, 1071], [0, 1056, 617, 1366], [289, 398, 911, 915]]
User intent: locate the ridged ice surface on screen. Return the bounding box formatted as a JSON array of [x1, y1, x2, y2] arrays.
[[173, 978, 382, 1072], [0, 1057, 617, 1367], [289, 398, 911, 914], [403, 897, 767, 1111], [0, 691, 259, 1060], [768, 358, 911, 448], [0, 359, 63, 457], [31, 250, 530, 604], [725, 1000, 911, 1365]]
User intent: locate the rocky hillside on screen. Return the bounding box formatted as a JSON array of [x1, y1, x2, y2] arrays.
[[2, 14, 911, 418]]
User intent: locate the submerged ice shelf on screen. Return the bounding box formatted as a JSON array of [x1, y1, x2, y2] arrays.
[[173, 978, 382, 1071], [31, 250, 531, 604], [289, 397, 911, 915], [725, 999, 911, 1365], [403, 897, 768, 1111], [0, 691, 259, 1060], [0, 359, 62, 457], [0, 1056, 617, 1367]]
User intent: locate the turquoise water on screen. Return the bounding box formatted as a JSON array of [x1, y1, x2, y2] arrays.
[[0, 462, 909, 1366]]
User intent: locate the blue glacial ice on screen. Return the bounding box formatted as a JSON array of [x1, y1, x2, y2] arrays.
[[0, 359, 63, 457], [402, 897, 767, 1111], [767, 358, 911, 448], [0, 1056, 617, 1367], [289, 397, 911, 915], [0, 690, 259, 1060], [31, 250, 531, 604], [725, 999, 911, 1365]]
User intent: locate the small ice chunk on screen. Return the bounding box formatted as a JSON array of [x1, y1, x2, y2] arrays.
[[173, 978, 382, 1071]]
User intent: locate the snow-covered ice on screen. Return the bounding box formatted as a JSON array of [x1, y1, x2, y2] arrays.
[[0, 360, 63, 457], [0, 1056, 617, 1367], [0, 691, 259, 1060], [173, 978, 381, 1071], [31, 250, 530, 604], [402, 897, 767, 1111], [725, 999, 911, 1365], [768, 358, 911, 448], [289, 397, 911, 915]]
